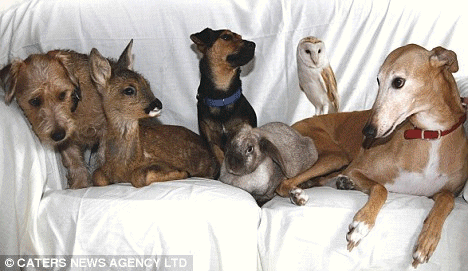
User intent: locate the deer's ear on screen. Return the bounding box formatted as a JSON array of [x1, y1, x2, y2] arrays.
[[117, 39, 134, 70], [89, 48, 112, 93]]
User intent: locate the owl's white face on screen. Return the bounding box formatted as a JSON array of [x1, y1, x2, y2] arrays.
[[297, 41, 328, 68]]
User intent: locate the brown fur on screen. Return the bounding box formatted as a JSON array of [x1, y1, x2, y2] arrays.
[[89, 43, 218, 188], [0, 50, 106, 188]]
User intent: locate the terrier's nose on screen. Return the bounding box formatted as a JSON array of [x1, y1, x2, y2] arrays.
[[51, 128, 66, 142], [362, 124, 377, 139]]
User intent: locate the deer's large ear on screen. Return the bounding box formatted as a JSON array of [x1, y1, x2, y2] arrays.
[[1, 60, 24, 105], [430, 46, 458, 73], [117, 39, 134, 70], [89, 48, 112, 93]]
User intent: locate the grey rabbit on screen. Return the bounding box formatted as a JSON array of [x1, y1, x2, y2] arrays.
[[219, 122, 318, 206]]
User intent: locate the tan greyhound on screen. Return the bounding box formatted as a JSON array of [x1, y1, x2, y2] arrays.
[[280, 44, 468, 267]]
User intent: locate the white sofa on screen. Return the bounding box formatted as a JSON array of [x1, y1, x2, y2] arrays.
[[1, 0, 468, 270]]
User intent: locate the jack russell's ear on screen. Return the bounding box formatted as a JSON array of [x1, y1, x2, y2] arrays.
[[430, 46, 459, 73], [190, 28, 217, 53]]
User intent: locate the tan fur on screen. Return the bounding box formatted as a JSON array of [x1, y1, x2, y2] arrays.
[[89, 46, 218, 188], [0, 50, 106, 188], [276, 110, 371, 196], [280, 44, 468, 267]]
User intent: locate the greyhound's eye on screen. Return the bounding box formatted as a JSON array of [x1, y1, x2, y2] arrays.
[[392, 77, 405, 89], [221, 34, 233, 41], [122, 87, 136, 96], [29, 97, 42, 107], [58, 91, 67, 101]]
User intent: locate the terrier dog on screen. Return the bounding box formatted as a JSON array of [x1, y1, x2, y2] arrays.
[[0, 49, 106, 189], [89, 44, 219, 187], [191, 28, 257, 165]]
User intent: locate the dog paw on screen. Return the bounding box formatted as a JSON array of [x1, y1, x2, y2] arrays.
[[289, 188, 309, 206], [411, 228, 441, 268], [346, 220, 372, 251], [335, 175, 355, 190]]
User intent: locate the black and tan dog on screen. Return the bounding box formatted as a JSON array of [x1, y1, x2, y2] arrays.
[[190, 28, 257, 165]]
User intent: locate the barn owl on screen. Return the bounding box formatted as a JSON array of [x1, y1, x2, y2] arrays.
[[297, 37, 339, 115]]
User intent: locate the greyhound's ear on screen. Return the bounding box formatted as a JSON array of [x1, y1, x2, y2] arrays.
[[259, 137, 288, 176], [117, 39, 134, 70], [0, 60, 22, 105], [430, 46, 459, 73], [190, 28, 216, 53], [89, 48, 112, 91]]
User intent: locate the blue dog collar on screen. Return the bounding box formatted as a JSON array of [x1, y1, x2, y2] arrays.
[[203, 88, 242, 107]]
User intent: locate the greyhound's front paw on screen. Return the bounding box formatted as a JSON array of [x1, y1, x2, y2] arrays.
[[411, 225, 441, 268], [289, 188, 309, 206], [346, 220, 372, 251], [335, 175, 355, 190]]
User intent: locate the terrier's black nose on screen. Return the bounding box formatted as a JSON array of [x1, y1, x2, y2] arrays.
[[51, 128, 66, 142], [362, 124, 377, 139]]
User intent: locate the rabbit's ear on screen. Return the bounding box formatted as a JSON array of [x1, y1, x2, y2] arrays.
[[259, 137, 287, 176]]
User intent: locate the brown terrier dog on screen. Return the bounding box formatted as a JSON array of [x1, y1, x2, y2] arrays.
[[89, 45, 219, 187], [0, 49, 106, 189], [191, 28, 257, 165]]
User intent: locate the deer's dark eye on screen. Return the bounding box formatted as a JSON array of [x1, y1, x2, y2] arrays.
[[58, 91, 67, 101], [29, 97, 42, 107], [392, 77, 405, 89], [122, 87, 136, 96]]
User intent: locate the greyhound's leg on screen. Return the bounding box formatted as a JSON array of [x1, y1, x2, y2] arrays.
[[334, 170, 388, 251], [412, 190, 454, 268], [277, 151, 351, 205]]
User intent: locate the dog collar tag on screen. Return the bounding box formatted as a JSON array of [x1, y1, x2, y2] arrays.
[[203, 88, 242, 107]]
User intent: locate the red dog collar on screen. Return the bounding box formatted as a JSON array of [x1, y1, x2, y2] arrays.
[[404, 113, 467, 140]]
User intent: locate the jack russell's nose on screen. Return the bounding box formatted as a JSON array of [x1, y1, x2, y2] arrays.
[[363, 124, 377, 139]]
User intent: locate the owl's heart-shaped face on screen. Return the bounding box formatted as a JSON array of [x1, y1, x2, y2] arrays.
[[298, 41, 327, 68]]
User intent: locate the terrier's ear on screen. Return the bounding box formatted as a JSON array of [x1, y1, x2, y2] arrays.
[[89, 48, 112, 91], [430, 46, 459, 73], [190, 28, 216, 53], [52, 51, 80, 89], [0, 60, 22, 105], [117, 39, 134, 70]]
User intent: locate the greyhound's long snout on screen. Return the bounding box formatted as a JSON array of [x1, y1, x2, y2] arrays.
[[362, 123, 377, 139]]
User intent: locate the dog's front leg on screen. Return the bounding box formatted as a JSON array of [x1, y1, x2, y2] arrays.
[[199, 120, 224, 165], [60, 145, 91, 189], [277, 150, 351, 205], [335, 171, 388, 251], [412, 189, 454, 268]]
